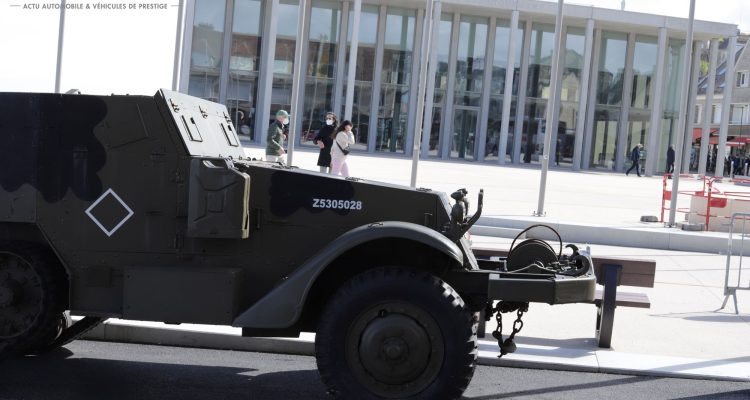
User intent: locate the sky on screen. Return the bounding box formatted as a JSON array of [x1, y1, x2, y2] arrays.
[[0, 0, 748, 96]]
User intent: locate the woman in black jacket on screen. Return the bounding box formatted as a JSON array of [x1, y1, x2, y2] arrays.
[[313, 112, 338, 173]]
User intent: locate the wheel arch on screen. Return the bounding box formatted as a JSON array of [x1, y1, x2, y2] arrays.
[[232, 221, 464, 329]]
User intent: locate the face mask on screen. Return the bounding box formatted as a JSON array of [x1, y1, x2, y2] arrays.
[[325, 119, 334, 126], [282, 118, 288, 126]]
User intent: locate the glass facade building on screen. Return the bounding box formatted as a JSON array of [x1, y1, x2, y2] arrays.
[[179, 0, 737, 175]]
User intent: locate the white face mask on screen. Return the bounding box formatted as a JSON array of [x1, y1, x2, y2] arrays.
[[325, 119, 334, 126]]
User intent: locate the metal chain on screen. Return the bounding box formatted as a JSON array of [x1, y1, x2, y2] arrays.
[[507, 306, 528, 342], [490, 301, 529, 355]]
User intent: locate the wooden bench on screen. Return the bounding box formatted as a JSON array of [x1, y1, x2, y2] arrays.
[[471, 247, 656, 348]]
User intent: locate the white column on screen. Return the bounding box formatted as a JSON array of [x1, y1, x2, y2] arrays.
[[536, 0, 564, 217], [179, 0, 196, 93], [699, 38, 719, 175], [420, 0, 442, 158], [332, 1, 350, 117], [667, 0, 696, 226], [476, 17, 497, 162], [715, 36, 738, 177], [572, 18, 594, 171], [513, 19, 532, 164], [681, 41, 702, 173], [615, 32, 635, 172], [54, 0, 66, 93], [410, 0, 435, 187], [344, 0, 362, 120], [498, 10, 519, 165], [257, 0, 280, 146], [286, 0, 309, 166], [440, 13, 461, 159], [582, 28, 602, 170], [645, 27, 667, 176], [406, 8, 426, 157], [171, 0, 185, 91]]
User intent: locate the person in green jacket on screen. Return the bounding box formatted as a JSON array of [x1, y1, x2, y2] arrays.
[[266, 109, 289, 164]]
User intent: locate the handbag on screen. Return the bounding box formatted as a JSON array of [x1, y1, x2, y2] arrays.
[[336, 140, 350, 155]]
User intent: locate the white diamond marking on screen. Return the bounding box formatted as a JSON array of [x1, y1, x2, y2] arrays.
[[84, 188, 134, 237]]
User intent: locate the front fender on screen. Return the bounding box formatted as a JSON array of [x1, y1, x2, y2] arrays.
[[232, 221, 463, 329]]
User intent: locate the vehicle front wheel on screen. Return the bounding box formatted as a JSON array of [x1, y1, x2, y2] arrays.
[[315, 267, 477, 400]]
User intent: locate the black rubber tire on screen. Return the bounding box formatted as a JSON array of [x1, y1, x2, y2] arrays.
[[0, 241, 68, 359], [315, 267, 478, 400]]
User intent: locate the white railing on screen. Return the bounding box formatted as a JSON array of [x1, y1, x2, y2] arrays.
[[720, 212, 750, 313]]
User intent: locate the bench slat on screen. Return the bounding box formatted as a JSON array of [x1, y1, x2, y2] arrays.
[[592, 289, 651, 308]]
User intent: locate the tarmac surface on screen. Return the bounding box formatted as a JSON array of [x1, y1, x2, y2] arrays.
[[1, 340, 748, 400]]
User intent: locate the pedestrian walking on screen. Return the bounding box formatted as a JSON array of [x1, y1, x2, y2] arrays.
[[330, 120, 355, 177], [313, 112, 337, 173], [266, 110, 288, 164], [666, 144, 675, 174], [625, 143, 643, 177]]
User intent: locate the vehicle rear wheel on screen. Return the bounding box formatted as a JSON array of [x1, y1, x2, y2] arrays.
[[315, 267, 477, 400], [0, 242, 67, 359]]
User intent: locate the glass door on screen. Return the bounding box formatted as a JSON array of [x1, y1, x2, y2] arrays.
[[451, 106, 479, 160]]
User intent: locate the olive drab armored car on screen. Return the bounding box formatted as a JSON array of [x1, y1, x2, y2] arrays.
[[0, 89, 596, 399]]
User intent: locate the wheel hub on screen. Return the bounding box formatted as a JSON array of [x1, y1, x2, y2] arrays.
[[0, 254, 43, 339], [347, 302, 445, 398]]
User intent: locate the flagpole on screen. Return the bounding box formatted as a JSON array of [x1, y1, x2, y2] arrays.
[[54, 0, 66, 93]]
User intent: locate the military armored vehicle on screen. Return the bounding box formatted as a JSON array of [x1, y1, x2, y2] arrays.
[[0, 89, 596, 399]]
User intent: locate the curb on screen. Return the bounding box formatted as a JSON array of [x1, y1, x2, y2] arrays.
[[81, 320, 750, 383]]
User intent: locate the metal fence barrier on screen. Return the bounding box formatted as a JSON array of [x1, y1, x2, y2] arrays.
[[720, 212, 750, 313]]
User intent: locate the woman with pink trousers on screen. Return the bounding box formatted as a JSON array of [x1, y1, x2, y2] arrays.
[[330, 120, 355, 177]]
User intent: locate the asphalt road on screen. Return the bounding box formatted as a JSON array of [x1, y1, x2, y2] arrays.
[[0, 341, 748, 400]]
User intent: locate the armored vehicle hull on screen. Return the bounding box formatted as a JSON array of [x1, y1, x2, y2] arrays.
[[0, 90, 595, 399]]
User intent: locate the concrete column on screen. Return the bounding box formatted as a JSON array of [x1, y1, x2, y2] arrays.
[[420, 1, 442, 158], [699, 38, 719, 175], [218, 0, 235, 104], [582, 28, 602, 170], [256, 0, 280, 146], [513, 19, 532, 164], [171, 0, 185, 91], [440, 13, 461, 159], [644, 27, 667, 176], [615, 32, 636, 172], [572, 18, 594, 171], [367, 5, 387, 153], [498, 10, 519, 165], [179, 0, 197, 93], [716, 36, 738, 177], [476, 17, 497, 162], [344, 0, 361, 121], [681, 41, 702, 173], [332, 0, 349, 117], [291, 0, 312, 149], [406, 8, 426, 157]]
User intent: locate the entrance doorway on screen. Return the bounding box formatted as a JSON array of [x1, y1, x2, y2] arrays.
[[451, 106, 480, 160]]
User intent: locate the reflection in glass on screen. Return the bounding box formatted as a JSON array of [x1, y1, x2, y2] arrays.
[[523, 23, 554, 164], [626, 35, 657, 169], [590, 31, 627, 169], [377, 8, 415, 153], [343, 5, 379, 150], [226, 0, 263, 141], [451, 16, 487, 160], [555, 27, 585, 167], [301, 0, 340, 146], [188, 0, 227, 102], [485, 20, 523, 162], [270, 0, 299, 125], [452, 108, 479, 159], [429, 14, 453, 157], [658, 39, 686, 173]]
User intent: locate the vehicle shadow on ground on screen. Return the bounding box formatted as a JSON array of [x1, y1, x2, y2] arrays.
[[0, 348, 328, 400]]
